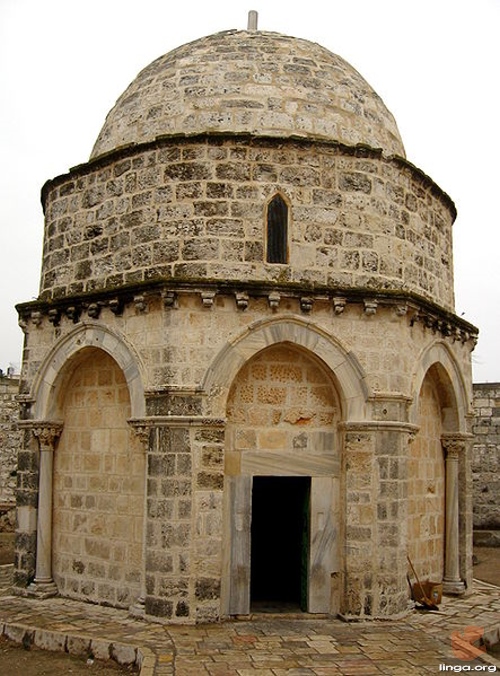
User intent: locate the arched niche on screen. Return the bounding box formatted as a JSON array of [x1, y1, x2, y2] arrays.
[[409, 341, 471, 433], [30, 323, 145, 420], [408, 340, 471, 593], [202, 316, 369, 422]]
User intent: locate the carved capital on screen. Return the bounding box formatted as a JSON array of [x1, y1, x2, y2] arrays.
[[31, 422, 64, 452], [128, 419, 151, 451], [441, 434, 467, 460]]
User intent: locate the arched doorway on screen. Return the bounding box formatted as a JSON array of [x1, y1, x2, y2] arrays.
[[52, 348, 145, 608], [223, 343, 342, 615]]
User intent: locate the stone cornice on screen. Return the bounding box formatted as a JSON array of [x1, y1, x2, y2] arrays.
[[128, 416, 225, 428], [340, 421, 420, 434], [16, 280, 478, 346]]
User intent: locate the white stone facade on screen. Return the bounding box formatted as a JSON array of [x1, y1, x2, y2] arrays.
[[14, 28, 477, 622]]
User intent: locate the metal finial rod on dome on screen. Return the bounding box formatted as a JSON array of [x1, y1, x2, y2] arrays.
[[247, 10, 258, 30]]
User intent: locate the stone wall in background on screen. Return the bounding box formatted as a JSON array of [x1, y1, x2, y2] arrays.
[[0, 377, 20, 531], [472, 382, 500, 543]]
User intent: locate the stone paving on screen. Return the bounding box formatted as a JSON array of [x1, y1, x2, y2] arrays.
[[0, 581, 498, 675]]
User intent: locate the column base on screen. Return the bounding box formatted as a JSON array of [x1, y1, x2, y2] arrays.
[[442, 578, 466, 595], [27, 579, 59, 599]]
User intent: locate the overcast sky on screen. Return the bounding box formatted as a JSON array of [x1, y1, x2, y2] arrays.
[[1, 0, 499, 382]]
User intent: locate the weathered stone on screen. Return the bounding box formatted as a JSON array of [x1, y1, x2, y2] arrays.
[[472, 383, 500, 531], [10, 25, 476, 627], [145, 596, 173, 618], [195, 577, 220, 600]]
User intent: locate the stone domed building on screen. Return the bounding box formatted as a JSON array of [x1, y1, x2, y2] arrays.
[[15, 19, 478, 622]]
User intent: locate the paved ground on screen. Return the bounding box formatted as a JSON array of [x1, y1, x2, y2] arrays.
[[0, 577, 499, 675]]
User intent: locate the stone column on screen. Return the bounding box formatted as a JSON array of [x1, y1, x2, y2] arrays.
[[442, 435, 466, 595], [29, 422, 63, 597], [127, 419, 151, 617]]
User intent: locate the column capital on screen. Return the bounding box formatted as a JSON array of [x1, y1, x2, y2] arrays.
[[20, 421, 64, 452], [441, 434, 471, 459], [127, 418, 151, 450]]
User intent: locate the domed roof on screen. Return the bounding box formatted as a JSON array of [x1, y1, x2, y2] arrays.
[[90, 29, 405, 160]]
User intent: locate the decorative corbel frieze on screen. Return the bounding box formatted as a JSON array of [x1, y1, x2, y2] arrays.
[[87, 302, 102, 319], [134, 294, 148, 313], [109, 298, 124, 315], [235, 292, 249, 310], [268, 291, 280, 310], [201, 291, 216, 308], [31, 311, 43, 327], [162, 290, 177, 309], [333, 297, 346, 315], [300, 297, 313, 313], [18, 314, 29, 333], [48, 309, 61, 326], [65, 305, 81, 323], [363, 299, 378, 315]]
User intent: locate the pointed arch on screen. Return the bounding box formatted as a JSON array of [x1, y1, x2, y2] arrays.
[[202, 315, 369, 421], [30, 323, 145, 420], [409, 341, 471, 433]]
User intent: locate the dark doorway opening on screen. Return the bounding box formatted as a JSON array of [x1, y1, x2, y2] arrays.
[[250, 476, 310, 611]]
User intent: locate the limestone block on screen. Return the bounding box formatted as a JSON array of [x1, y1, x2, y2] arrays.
[[34, 628, 67, 652], [109, 642, 138, 666]]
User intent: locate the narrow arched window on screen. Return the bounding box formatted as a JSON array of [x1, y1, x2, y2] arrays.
[[266, 194, 288, 264]]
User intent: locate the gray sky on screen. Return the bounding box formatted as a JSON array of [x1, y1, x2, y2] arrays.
[[1, 0, 499, 381]]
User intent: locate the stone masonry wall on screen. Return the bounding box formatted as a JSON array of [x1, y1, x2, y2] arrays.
[[472, 382, 500, 532], [407, 375, 445, 580], [0, 377, 20, 527], [40, 138, 456, 311], [14, 288, 476, 618]]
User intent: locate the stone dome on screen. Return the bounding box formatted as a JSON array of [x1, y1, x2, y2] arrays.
[[90, 29, 405, 160]]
